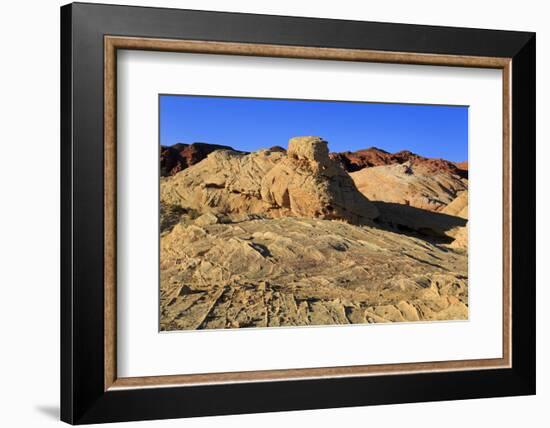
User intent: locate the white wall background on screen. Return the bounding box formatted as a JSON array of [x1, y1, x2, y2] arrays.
[[0, 1, 545, 427]]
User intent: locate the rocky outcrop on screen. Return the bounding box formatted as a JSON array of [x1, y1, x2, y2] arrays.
[[442, 190, 468, 219], [159, 137, 469, 330], [161, 136, 378, 223], [160, 142, 240, 176], [350, 160, 467, 212], [441, 191, 468, 249], [260, 137, 379, 222], [330, 147, 418, 172], [453, 161, 468, 173], [161, 148, 284, 215], [448, 225, 468, 249], [331, 147, 468, 179], [160, 216, 468, 330]]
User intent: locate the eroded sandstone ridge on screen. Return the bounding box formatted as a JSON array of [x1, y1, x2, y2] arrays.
[[161, 136, 378, 224], [351, 159, 467, 212], [160, 217, 467, 330], [160, 136, 468, 330], [442, 190, 468, 219], [261, 137, 379, 222]]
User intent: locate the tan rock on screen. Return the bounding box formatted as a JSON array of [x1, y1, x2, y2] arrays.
[[287, 136, 331, 165], [440, 191, 468, 248], [194, 212, 219, 226], [161, 137, 378, 224], [160, 216, 468, 330], [448, 225, 468, 249], [260, 136, 379, 223], [160, 148, 285, 216], [396, 301, 421, 321], [158, 138, 468, 331], [442, 191, 468, 219], [350, 160, 467, 212]]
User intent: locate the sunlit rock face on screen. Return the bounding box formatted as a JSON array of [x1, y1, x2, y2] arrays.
[[260, 136, 379, 223], [161, 136, 378, 223], [159, 136, 468, 331]]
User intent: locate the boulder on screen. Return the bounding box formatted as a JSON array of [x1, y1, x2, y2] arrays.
[[261, 136, 378, 222], [194, 212, 219, 226]]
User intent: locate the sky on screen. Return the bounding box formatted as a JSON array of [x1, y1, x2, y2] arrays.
[[159, 95, 468, 162]]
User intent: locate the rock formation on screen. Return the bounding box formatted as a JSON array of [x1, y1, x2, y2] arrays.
[[260, 137, 379, 222], [160, 216, 468, 330], [331, 147, 468, 179], [160, 142, 240, 176], [330, 147, 419, 172], [350, 160, 467, 212], [442, 190, 468, 219], [161, 148, 283, 216], [159, 136, 469, 330], [441, 191, 468, 249], [161, 136, 378, 223], [448, 225, 468, 249], [453, 161, 469, 174]]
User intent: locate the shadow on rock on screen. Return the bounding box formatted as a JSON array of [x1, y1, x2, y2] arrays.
[[373, 201, 467, 244]]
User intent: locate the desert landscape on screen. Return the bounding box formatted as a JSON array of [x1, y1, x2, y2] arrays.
[[159, 136, 469, 331]]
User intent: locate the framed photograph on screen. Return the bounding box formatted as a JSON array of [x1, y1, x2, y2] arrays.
[[61, 2, 535, 424]]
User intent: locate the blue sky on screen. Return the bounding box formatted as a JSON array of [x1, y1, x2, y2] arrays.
[[160, 95, 468, 162]]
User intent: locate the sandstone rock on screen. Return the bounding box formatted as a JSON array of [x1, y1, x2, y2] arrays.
[[454, 160, 468, 173], [372, 200, 467, 244], [447, 225, 468, 249], [330, 147, 418, 172], [161, 137, 378, 224], [194, 212, 219, 226], [442, 190, 468, 219], [158, 138, 468, 331], [287, 136, 331, 164], [331, 147, 468, 179], [261, 137, 379, 222], [160, 217, 468, 330], [351, 160, 467, 212], [439, 191, 468, 248], [161, 148, 285, 216], [160, 142, 241, 176]]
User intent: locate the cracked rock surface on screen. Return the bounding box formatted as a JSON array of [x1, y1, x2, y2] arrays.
[[160, 216, 467, 330], [159, 136, 468, 331]]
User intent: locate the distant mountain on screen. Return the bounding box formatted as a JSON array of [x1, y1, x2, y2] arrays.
[[160, 142, 243, 177], [330, 147, 468, 179], [161, 144, 468, 181]]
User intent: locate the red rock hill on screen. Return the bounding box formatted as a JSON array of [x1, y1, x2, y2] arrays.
[[160, 142, 242, 177], [330, 147, 468, 179]]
